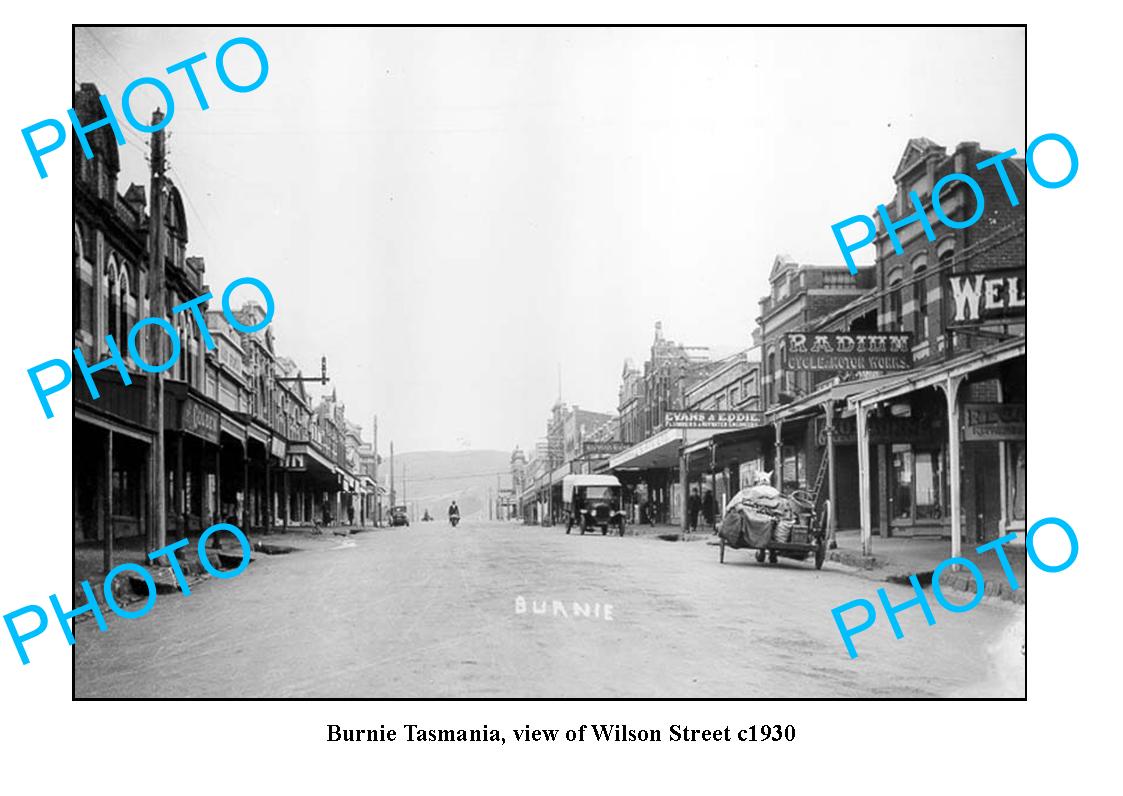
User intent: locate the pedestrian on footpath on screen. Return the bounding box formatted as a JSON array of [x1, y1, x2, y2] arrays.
[[688, 489, 701, 532], [702, 489, 716, 532]]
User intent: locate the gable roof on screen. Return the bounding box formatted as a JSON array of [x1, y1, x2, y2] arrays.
[[893, 137, 945, 180], [769, 253, 797, 281]]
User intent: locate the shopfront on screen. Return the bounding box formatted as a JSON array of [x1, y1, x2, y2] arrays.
[[608, 428, 709, 526], [848, 339, 1026, 556]]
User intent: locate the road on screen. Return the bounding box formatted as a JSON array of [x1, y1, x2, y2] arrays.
[[74, 519, 1025, 698]]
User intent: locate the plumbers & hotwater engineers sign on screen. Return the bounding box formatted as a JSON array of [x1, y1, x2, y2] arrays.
[[663, 411, 763, 429], [783, 332, 913, 372]]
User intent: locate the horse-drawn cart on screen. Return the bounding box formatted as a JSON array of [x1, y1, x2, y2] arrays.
[[718, 486, 830, 570]]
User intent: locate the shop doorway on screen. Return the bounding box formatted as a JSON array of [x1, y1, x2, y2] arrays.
[[970, 444, 1002, 543]]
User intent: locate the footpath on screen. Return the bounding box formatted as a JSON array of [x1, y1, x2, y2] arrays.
[[826, 530, 1027, 605], [689, 524, 1027, 605], [74, 523, 382, 612]]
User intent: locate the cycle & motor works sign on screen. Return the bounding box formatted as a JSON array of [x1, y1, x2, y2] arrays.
[[783, 332, 913, 372], [962, 403, 1026, 441]]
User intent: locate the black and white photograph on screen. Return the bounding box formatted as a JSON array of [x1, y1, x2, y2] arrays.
[[67, 25, 1028, 699]]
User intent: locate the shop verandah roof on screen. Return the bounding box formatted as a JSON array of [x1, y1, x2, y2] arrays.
[[845, 337, 1026, 411]]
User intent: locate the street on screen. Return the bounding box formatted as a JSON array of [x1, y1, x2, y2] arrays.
[[74, 520, 1025, 698]]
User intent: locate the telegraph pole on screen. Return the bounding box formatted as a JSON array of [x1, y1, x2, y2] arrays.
[[389, 441, 395, 509], [372, 414, 379, 525], [147, 108, 168, 553]]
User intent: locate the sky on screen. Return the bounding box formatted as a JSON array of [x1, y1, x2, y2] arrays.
[[74, 26, 1025, 456]]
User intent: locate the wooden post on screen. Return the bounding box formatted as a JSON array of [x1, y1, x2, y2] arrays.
[[146, 110, 167, 554], [944, 375, 965, 563], [283, 469, 290, 531], [679, 434, 689, 533], [175, 432, 185, 534], [772, 420, 784, 488], [103, 430, 114, 573], [196, 446, 205, 533], [825, 400, 838, 546], [242, 449, 249, 529], [214, 448, 221, 525], [264, 444, 272, 534], [857, 404, 872, 556]]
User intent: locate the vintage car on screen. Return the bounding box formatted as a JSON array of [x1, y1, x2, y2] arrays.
[[389, 505, 410, 527], [562, 474, 627, 536]]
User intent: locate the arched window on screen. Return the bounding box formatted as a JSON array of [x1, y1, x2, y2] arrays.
[[912, 254, 929, 341], [73, 225, 84, 332], [105, 257, 120, 346], [937, 238, 955, 267], [887, 266, 904, 333], [118, 265, 131, 344]]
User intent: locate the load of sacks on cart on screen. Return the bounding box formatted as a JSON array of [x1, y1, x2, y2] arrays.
[[717, 471, 828, 569]]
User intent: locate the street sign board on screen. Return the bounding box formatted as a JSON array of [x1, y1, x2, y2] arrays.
[[783, 332, 913, 372], [663, 410, 762, 429], [945, 269, 1026, 327]]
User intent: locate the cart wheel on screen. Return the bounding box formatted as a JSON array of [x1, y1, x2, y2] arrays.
[[815, 536, 826, 570], [755, 549, 766, 563], [719, 536, 725, 563]]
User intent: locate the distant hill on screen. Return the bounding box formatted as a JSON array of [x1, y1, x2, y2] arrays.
[[383, 449, 513, 522]]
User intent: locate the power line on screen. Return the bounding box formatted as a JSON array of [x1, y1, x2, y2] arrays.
[[78, 27, 134, 84], [166, 163, 215, 250], [398, 469, 511, 484]]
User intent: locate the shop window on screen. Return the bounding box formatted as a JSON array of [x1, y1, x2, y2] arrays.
[[914, 450, 944, 519], [890, 444, 913, 519], [891, 443, 946, 522], [112, 468, 136, 516], [781, 444, 805, 494], [1007, 441, 1026, 523]]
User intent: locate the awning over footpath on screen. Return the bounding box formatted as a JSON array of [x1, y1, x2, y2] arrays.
[[607, 428, 709, 471], [843, 337, 1026, 559], [765, 373, 908, 424], [846, 338, 1026, 410]]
